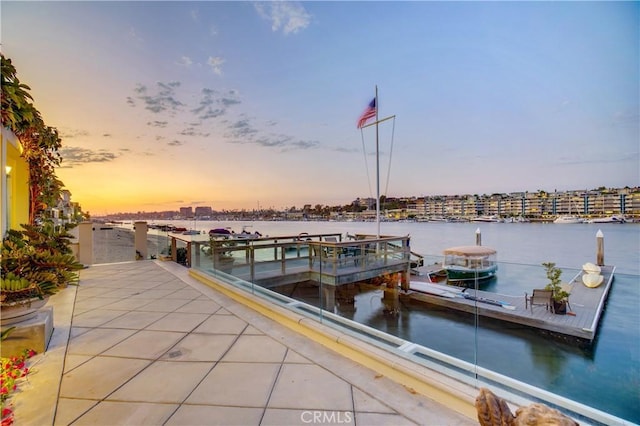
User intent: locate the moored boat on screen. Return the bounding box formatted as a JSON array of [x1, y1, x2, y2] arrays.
[[472, 215, 503, 223], [553, 215, 584, 224], [209, 227, 263, 239], [442, 245, 498, 282], [209, 228, 232, 237], [587, 215, 626, 223]]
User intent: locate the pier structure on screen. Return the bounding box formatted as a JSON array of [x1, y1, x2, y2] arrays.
[[168, 232, 422, 311]]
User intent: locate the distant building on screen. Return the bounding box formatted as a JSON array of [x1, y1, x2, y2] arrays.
[[50, 189, 77, 228], [194, 206, 212, 218], [179, 207, 193, 218], [357, 198, 376, 210]]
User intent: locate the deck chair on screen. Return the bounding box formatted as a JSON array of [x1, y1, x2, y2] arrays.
[[525, 289, 553, 313], [311, 245, 339, 268], [311, 245, 325, 267], [324, 237, 346, 264]]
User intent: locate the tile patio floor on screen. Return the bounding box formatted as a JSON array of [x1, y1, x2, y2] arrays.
[[14, 260, 474, 425]]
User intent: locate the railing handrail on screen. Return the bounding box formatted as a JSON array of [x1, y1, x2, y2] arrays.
[[209, 236, 412, 253]]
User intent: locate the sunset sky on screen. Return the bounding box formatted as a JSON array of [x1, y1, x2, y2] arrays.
[[2, 1, 638, 215]]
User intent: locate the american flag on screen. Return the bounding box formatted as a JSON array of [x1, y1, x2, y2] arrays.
[[357, 98, 376, 128]]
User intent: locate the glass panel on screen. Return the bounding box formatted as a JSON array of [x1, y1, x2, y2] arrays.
[[192, 244, 637, 424], [88, 219, 637, 424], [92, 221, 136, 263], [148, 223, 171, 261]]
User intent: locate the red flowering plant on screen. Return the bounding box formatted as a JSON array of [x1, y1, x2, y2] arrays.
[[1, 348, 36, 426]]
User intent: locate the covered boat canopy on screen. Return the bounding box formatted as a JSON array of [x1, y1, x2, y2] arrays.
[[443, 246, 497, 257], [442, 245, 498, 282]]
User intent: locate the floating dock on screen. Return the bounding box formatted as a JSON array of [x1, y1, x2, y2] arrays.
[[406, 265, 615, 343]]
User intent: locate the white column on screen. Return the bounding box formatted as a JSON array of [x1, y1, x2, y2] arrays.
[[134, 221, 148, 260], [78, 221, 94, 265]]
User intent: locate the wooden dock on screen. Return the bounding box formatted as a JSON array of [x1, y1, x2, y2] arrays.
[[406, 265, 615, 343], [186, 234, 415, 287]]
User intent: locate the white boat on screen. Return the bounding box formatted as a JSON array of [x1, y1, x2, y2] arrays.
[[553, 216, 583, 224], [587, 215, 626, 224], [504, 216, 530, 223], [429, 216, 449, 222], [472, 215, 503, 223], [442, 245, 498, 282]]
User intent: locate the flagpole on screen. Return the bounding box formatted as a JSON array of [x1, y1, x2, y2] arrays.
[[359, 88, 393, 239], [375, 85, 380, 239]]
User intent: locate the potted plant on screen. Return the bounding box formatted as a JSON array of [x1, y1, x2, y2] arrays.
[[542, 262, 570, 315], [1, 224, 83, 324], [0, 272, 47, 324]]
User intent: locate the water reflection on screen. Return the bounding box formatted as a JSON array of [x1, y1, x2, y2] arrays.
[[528, 340, 569, 385]]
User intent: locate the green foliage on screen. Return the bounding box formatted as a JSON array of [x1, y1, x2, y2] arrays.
[[1, 327, 16, 341], [542, 262, 570, 302], [0, 273, 33, 291], [17, 222, 76, 255], [1, 53, 72, 224], [1, 225, 83, 301], [176, 247, 188, 265], [1, 54, 35, 131], [210, 238, 236, 258]]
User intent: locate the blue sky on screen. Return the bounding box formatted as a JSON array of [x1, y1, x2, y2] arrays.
[[2, 1, 638, 214]]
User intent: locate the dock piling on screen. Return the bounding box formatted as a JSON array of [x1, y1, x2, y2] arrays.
[[475, 228, 481, 246], [596, 230, 604, 266]]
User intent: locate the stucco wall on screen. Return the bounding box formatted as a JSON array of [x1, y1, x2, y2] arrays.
[[1, 127, 30, 236]]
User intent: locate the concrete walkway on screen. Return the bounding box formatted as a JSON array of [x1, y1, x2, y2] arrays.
[[14, 260, 474, 425]]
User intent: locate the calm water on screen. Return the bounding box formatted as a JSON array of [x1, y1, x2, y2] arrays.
[[150, 219, 640, 423]]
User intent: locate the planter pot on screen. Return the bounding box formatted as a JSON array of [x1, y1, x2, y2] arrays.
[[1, 297, 48, 325], [553, 300, 567, 315], [214, 256, 234, 273]]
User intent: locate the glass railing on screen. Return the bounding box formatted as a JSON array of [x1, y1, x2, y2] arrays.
[[146, 225, 171, 261], [191, 240, 635, 425], [79, 222, 637, 424], [83, 221, 181, 264]]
